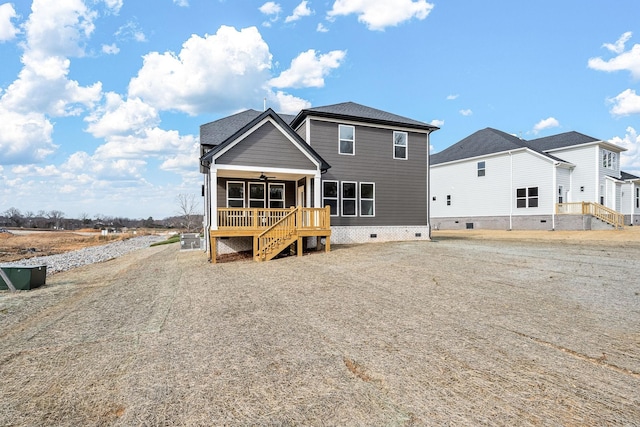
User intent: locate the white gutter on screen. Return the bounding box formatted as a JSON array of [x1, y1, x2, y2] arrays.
[[552, 162, 558, 230], [509, 151, 513, 230], [427, 130, 432, 238]]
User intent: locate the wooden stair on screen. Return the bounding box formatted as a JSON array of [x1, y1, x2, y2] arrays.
[[255, 207, 299, 262]]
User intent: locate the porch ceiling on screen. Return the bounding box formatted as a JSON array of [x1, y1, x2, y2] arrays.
[[214, 168, 316, 182]]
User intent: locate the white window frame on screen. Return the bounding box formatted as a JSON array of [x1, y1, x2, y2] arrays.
[[268, 183, 285, 208], [226, 181, 245, 208], [636, 187, 639, 209], [477, 161, 486, 177], [602, 149, 618, 170], [516, 187, 538, 208], [446, 195, 451, 206], [339, 124, 355, 155], [248, 182, 265, 208], [341, 181, 357, 217], [359, 182, 375, 217], [322, 180, 339, 216], [558, 185, 564, 203], [393, 131, 408, 160]]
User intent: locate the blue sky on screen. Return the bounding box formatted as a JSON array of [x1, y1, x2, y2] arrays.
[[1, 0, 639, 220]]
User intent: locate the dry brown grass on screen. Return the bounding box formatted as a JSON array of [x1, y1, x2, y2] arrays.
[[1, 232, 639, 425]]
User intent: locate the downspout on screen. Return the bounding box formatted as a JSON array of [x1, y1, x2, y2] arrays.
[[509, 151, 513, 230], [552, 162, 558, 230], [426, 129, 432, 239]]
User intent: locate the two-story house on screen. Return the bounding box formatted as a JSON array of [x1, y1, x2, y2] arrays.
[[200, 102, 438, 262], [430, 128, 640, 230]]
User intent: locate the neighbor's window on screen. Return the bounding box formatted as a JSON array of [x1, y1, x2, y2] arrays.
[[342, 182, 357, 216], [249, 182, 265, 208], [602, 149, 618, 170], [636, 187, 639, 209], [393, 131, 408, 159], [477, 161, 486, 177], [339, 124, 355, 155], [323, 180, 338, 216], [516, 187, 538, 208], [446, 195, 451, 206], [227, 181, 245, 208], [360, 183, 375, 216], [268, 183, 285, 208]]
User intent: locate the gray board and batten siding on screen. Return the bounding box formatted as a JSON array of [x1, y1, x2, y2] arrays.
[[305, 119, 429, 227], [216, 121, 317, 170]]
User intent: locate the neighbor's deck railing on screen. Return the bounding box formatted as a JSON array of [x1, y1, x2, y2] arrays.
[[217, 207, 331, 231], [556, 202, 624, 229]]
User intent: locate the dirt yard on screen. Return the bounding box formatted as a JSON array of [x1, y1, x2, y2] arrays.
[[1, 229, 639, 425]]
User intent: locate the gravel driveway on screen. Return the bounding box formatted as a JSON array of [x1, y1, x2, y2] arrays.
[[1, 237, 639, 425]]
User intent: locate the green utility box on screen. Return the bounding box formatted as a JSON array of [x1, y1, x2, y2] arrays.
[[0, 265, 47, 291]]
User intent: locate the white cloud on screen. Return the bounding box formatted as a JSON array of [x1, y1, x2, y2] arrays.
[[0, 106, 56, 165], [94, 127, 197, 162], [327, 0, 434, 31], [430, 119, 444, 127], [173, 0, 189, 6], [317, 23, 329, 32], [268, 90, 311, 114], [610, 127, 640, 174], [459, 109, 472, 116], [285, 1, 313, 23], [115, 21, 147, 43], [588, 32, 640, 79], [259, 2, 282, 15], [268, 49, 346, 89], [532, 117, 560, 134], [446, 94, 459, 100], [103, 0, 124, 15], [102, 43, 120, 54], [0, 3, 19, 42], [85, 93, 159, 138], [608, 88, 640, 116], [129, 26, 272, 115], [603, 31, 632, 54]]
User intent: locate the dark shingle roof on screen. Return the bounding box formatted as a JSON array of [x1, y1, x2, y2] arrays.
[[528, 131, 599, 151], [200, 110, 263, 147], [621, 171, 640, 180], [431, 128, 528, 165], [290, 102, 437, 131]]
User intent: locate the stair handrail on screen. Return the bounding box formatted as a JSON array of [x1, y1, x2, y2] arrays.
[[255, 207, 299, 261], [587, 202, 624, 229]]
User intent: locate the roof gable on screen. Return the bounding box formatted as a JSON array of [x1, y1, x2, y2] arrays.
[[290, 101, 437, 131], [200, 109, 329, 171], [431, 128, 527, 165]]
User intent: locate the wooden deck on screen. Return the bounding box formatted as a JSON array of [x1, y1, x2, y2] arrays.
[[209, 206, 331, 262], [556, 202, 624, 229]]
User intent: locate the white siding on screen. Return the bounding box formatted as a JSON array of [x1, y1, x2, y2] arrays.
[[547, 145, 599, 203], [431, 150, 555, 218]]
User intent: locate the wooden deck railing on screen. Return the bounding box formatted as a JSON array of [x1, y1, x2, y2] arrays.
[[255, 208, 299, 262], [556, 202, 624, 229], [217, 207, 330, 231]]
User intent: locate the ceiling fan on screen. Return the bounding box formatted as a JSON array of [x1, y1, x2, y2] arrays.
[[259, 172, 276, 181]]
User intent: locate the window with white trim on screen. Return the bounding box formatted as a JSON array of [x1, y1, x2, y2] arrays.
[[393, 131, 408, 159], [342, 181, 357, 216], [249, 182, 265, 208], [339, 124, 355, 155], [602, 149, 618, 170], [558, 185, 564, 203], [636, 187, 639, 209], [323, 181, 338, 216], [268, 183, 285, 208], [360, 183, 375, 216], [477, 161, 486, 177], [516, 187, 538, 208], [446, 195, 451, 206], [227, 181, 245, 208]]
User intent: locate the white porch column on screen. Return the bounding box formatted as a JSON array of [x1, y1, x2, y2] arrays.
[[211, 168, 218, 230], [306, 176, 312, 207], [314, 172, 322, 208]]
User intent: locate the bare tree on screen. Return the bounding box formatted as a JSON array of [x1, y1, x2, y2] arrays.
[[4, 207, 23, 227], [176, 193, 199, 232], [47, 210, 65, 229]]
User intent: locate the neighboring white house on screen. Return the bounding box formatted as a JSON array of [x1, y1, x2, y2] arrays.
[[431, 128, 640, 230]]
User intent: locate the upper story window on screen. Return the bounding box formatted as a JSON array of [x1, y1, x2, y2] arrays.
[[602, 149, 618, 170], [393, 131, 408, 159], [339, 124, 355, 155], [477, 161, 486, 177]]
